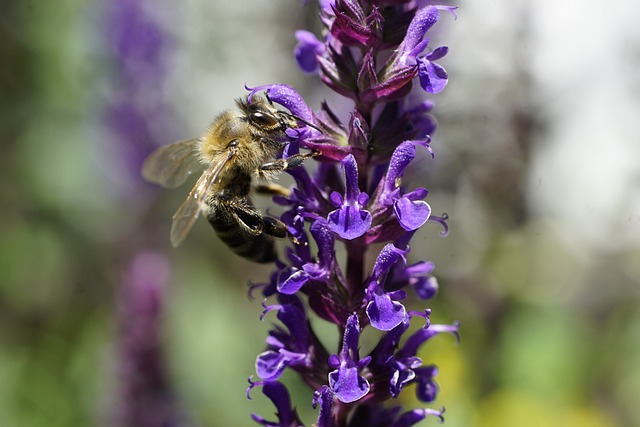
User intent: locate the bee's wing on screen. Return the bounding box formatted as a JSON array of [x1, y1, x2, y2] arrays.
[[142, 138, 202, 188], [169, 148, 236, 247]]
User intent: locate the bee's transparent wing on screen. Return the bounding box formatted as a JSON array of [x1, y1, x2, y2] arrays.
[[142, 138, 202, 188], [169, 148, 236, 247]]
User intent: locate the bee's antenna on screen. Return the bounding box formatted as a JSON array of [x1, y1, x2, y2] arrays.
[[282, 111, 323, 133]]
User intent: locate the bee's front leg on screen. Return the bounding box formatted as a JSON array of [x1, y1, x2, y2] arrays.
[[259, 151, 318, 173]]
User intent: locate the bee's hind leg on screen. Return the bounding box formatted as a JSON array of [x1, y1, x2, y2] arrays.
[[255, 183, 291, 197], [262, 216, 288, 238], [263, 216, 306, 246]]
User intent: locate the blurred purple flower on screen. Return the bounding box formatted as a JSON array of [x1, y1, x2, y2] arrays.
[[295, 30, 326, 74], [103, 0, 174, 198], [115, 252, 187, 427]]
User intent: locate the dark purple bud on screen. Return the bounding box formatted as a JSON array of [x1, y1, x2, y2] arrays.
[[361, 66, 417, 103], [357, 48, 378, 91], [330, 0, 382, 48], [318, 41, 359, 99], [348, 110, 370, 149], [414, 365, 439, 403], [415, 274, 438, 300]]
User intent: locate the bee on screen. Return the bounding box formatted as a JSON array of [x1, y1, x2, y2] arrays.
[[142, 95, 317, 263]]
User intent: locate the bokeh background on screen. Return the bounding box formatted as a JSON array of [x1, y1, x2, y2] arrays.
[[1, 0, 639, 426]]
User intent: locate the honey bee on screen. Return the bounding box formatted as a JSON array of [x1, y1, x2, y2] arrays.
[[142, 95, 317, 263]]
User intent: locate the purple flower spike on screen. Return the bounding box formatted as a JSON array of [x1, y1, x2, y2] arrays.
[[243, 1, 460, 423], [249, 380, 304, 427], [294, 30, 325, 74], [328, 314, 371, 403], [327, 155, 372, 239]]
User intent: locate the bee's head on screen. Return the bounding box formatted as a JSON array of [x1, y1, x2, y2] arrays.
[[237, 96, 286, 133]]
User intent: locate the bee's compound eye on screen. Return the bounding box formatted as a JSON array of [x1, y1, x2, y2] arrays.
[[251, 111, 279, 127]]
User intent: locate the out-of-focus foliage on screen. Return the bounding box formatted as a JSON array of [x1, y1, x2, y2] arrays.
[[0, 0, 638, 426]]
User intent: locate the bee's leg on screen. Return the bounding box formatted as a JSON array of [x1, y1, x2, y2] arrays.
[[255, 183, 291, 197], [260, 151, 319, 172], [262, 216, 288, 238], [263, 216, 305, 246]]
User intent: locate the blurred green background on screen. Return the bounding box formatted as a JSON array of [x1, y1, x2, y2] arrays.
[[1, 0, 639, 426]]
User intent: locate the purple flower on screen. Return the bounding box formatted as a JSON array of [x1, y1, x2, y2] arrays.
[[328, 314, 371, 403], [367, 141, 432, 244], [255, 300, 313, 380], [367, 6, 455, 102], [365, 244, 409, 331], [391, 319, 460, 402], [105, 0, 173, 200], [248, 380, 305, 427], [327, 154, 372, 239], [294, 30, 326, 74], [276, 218, 337, 295]]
